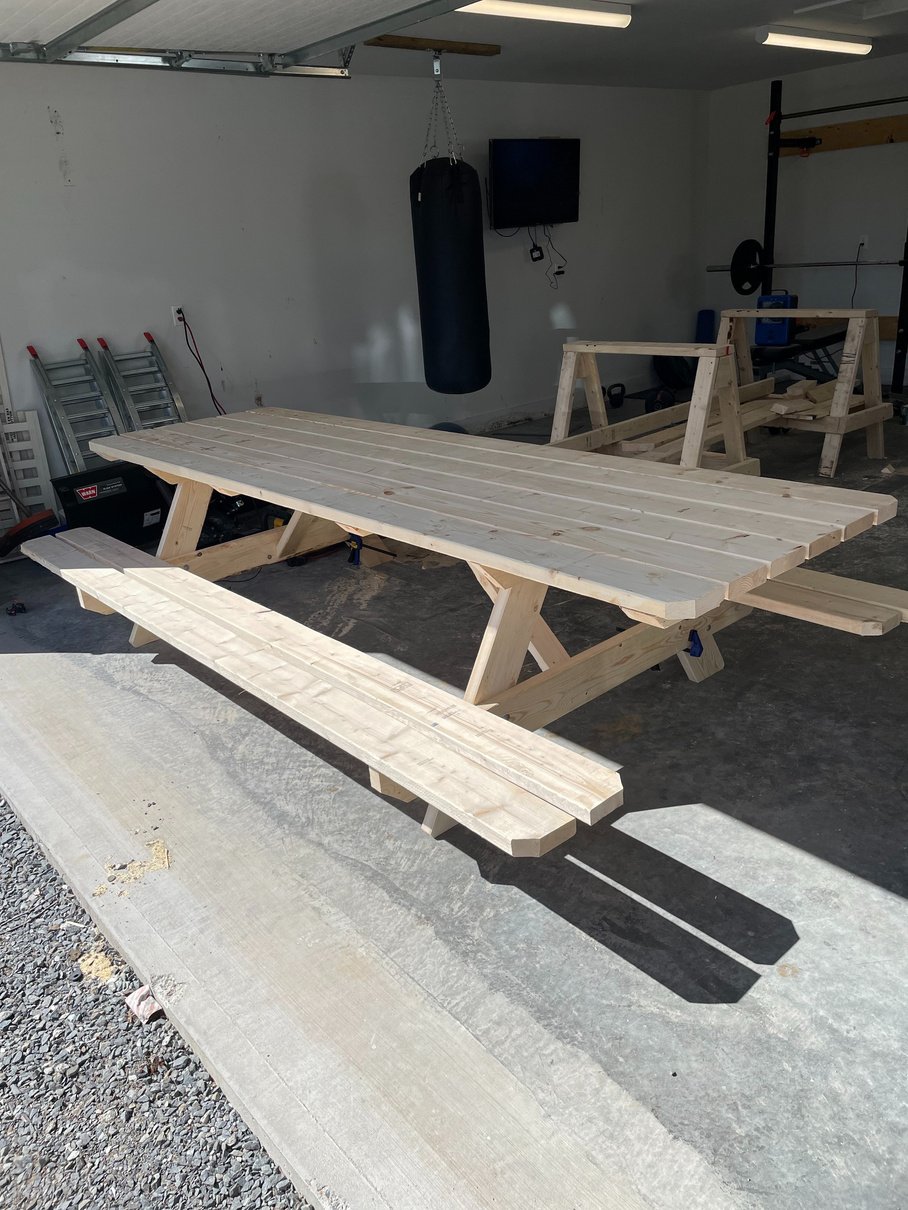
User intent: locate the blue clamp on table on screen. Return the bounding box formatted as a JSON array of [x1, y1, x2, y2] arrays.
[[346, 534, 363, 566], [687, 629, 703, 658]]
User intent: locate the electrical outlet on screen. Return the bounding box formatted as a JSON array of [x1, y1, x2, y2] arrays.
[[171, 305, 183, 327], [859, 235, 869, 253]]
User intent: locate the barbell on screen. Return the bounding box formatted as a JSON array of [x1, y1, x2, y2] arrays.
[[707, 238, 905, 296]]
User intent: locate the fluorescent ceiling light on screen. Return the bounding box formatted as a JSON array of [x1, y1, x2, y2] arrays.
[[458, 1, 632, 29], [863, 0, 908, 16], [757, 26, 873, 53]]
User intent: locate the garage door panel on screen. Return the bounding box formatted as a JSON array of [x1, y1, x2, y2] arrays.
[[85, 0, 454, 53], [0, 0, 109, 42]]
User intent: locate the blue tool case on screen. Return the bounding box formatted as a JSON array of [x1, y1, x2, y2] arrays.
[[755, 291, 798, 346]]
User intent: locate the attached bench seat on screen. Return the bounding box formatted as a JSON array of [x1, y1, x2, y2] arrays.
[[22, 528, 624, 858], [732, 567, 908, 636]]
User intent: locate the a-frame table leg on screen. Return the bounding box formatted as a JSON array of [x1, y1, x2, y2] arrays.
[[465, 573, 549, 704], [470, 565, 568, 672], [419, 566, 550, 841], [130, 479, 212, 647]]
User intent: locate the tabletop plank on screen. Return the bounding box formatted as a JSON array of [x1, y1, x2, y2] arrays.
[[144, 423, 783, 590], [91, 429, 729, 618], [187, 413, 865, 556], [90, 409, 895, 621], [209, 410, 892, 538], [246, 409, 897, 523]]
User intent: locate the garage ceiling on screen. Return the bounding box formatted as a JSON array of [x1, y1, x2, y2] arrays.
[[359, 0, 908, 88], [1, 0, 907, 87], [79, 0, 456, 56], [0, 0, 461, 59]]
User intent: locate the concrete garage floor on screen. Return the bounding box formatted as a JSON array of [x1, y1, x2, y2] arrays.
[[1, 419, 907, 1209]]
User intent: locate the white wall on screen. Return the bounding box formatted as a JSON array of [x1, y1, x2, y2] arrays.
[[697, 52, 908, 375], [0, 63, 699, 471]]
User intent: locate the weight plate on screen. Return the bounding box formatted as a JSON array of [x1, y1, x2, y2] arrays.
[[730, 239, 764, 296], [653, 355, 696, 391]]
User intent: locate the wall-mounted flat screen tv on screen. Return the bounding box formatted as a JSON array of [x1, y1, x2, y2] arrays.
[[488, 138, 580, 229]]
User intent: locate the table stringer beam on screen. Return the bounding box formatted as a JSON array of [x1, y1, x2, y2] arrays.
[[130, 478, 345, 647], [480, 602, 751, 732]]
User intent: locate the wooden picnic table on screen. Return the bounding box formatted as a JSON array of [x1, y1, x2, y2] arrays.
[[87, 401, 906, 704], [22, 408, 907, 857]]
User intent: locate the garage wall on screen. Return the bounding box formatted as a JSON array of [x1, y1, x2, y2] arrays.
[[0, 64, 699, 467], [696, 51, 908, 376]]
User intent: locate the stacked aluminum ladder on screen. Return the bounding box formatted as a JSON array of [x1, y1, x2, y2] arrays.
[[1, 346, 55, 561], [27, 340, 123, 473], [97, 333, 187, 433], [28, 334, 185, 473]]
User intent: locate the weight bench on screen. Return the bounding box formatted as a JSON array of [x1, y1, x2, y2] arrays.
[[22, 528, 624, 858]]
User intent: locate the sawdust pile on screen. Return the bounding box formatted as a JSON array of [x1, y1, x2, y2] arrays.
[[92, 840, 171, 898]]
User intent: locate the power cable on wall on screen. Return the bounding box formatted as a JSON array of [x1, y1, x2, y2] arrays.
[[850, 239, 865, 307], [178, 309, 226, 416]]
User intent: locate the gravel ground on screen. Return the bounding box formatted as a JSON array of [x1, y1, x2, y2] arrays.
[[0, 796, 313, 1210]]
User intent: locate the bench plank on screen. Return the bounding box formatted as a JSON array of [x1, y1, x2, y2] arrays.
[[23, 531, 628, 852], [776, 568, 908, 621], [731, 577, 901, 636], [56, 527, 622, 826], [23, 534, 576, 857]]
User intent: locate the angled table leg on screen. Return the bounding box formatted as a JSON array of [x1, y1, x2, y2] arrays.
[[130, 479, 212, 647], [417, 566, 549, 840], [465, 572, 549, 704], [469, 564, 569, 672]]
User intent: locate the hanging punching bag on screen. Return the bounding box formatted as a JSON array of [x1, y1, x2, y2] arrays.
[[410, 157, 492, 395]]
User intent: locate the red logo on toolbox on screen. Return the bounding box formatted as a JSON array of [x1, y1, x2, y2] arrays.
[[75, 484, 98, 501]]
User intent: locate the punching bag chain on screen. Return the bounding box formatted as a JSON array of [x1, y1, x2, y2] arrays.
[[421, 74, 462, 166]]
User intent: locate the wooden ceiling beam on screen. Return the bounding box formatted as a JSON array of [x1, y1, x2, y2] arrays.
[[365, 34, 501, 55], [781, 114, 908, 157]]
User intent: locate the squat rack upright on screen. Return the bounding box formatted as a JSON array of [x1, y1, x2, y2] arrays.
[[762, 78, 908, 396]]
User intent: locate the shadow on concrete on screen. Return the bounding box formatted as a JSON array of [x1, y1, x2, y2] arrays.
[[444, 822, 798, 1004], [123, 640, 797, 1004]]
